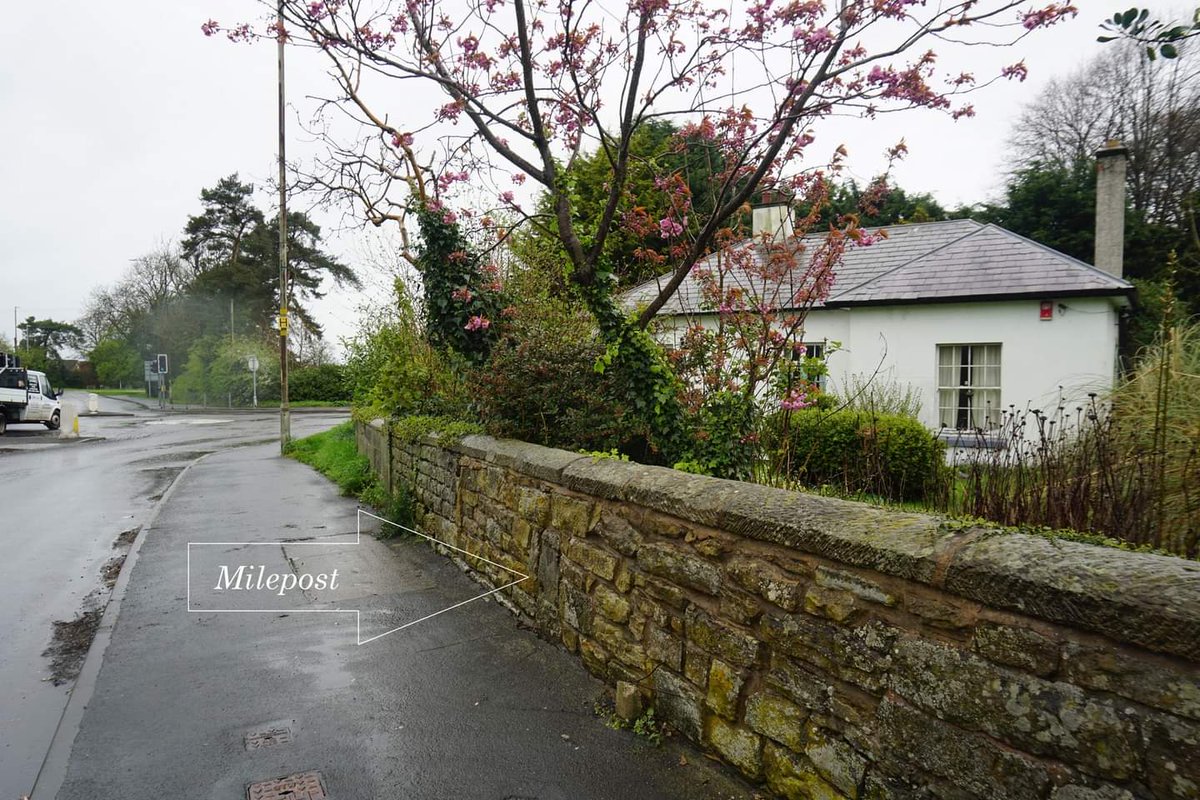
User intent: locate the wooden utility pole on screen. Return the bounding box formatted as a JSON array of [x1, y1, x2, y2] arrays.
[[277, 0, 291, 452]]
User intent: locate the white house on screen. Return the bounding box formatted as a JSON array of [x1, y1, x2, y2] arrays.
[[624, 146, 1134, 439]]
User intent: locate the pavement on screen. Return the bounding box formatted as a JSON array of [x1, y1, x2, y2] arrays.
[[2, 396, 752, 800], [0, 394, 347, 799]]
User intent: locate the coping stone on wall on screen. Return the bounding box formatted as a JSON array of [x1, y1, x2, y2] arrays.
[[451, 434, 588, 483], [621, 464, 742, 529], [413, 432, 1200, 661], [719, 482, 948, 584], [944, 533, 1200, 661]]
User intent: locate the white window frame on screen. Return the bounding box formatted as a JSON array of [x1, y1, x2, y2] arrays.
[[790, 341, 828, 390], [937, 343, 1002, 430]]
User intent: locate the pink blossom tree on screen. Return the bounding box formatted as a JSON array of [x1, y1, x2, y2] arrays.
[[207, 0, 1077, 461]]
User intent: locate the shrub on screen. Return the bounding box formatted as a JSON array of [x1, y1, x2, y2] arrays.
[[289, 363, 350, 403], [343, 292, 471, 420], [680, 391, 758, 480], [473, 304, 651, 456], [837, 370, 923, 417], [769, 408, 946, 502]]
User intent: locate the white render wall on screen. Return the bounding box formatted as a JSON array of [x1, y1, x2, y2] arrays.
[[657, 297, 1123, 432]]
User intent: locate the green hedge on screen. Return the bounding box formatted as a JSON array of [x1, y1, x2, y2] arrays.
[[289, 364, 351, 403], [770, 408, 945, 502]]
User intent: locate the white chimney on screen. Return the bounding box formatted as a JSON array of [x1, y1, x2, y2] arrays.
[[752, 190, 794, 242], [1094, 140, 1128, 279]]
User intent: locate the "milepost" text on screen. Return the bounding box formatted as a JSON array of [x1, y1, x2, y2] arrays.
[[213, 565, 340, 597]]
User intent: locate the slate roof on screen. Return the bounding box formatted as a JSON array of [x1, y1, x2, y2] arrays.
[[622, 218, 1133, 315]]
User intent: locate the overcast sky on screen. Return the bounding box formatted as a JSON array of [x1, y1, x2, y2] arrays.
[[0, 2, 1186, 354]]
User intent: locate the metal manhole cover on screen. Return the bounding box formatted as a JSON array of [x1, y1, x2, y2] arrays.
[[246, 771, 327, 800], [245, 726, 293, 750]]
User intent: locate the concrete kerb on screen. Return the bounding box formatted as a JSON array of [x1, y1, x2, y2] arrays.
[[389, 427, 1200, 662]]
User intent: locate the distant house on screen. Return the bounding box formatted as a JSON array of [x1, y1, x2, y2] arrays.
[[624, 145, 1134, 439]]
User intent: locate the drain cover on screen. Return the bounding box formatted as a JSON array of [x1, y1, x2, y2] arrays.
[[246, 771, 327, 800], [244, 726, 293, 750]]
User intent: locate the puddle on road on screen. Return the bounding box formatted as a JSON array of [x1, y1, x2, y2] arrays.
[[141, 465, 185, 502], [132, 450, 213, 467]]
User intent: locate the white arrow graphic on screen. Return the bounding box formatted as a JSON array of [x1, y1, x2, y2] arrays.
[[186, 507, 530, 645]]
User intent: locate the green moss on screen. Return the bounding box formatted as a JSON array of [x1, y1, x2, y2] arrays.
[[388, 414, 483, 444], [937, 515, 1185, 559]]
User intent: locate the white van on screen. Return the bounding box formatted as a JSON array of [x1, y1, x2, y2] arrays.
[[0, 355, 63, 435]]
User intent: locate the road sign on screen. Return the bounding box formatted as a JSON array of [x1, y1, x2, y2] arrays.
[[157, 353, 169, 375], [248, 355, 260, 373]]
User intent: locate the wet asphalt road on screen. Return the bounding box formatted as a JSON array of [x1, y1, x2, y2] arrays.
[[0, 393, 345, 798], [2, 395, 752, 800]]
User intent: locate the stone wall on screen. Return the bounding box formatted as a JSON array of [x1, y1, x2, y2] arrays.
[[356, 420, 1200, 800]]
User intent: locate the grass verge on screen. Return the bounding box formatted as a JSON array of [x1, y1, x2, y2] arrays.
[[89, 388, 145, 396], [286, 421, 414, 530], [286, 421, 373, 496]]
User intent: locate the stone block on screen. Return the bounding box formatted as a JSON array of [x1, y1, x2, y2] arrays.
[[765, 655, 831, 713], [623, 466, 733, 528], [634, 574, 688, 609], [537, 529, 560, 602], [815, 565, 898, 607], [720, 487, 945, 584], [705, 659, 744, 720], [645, 625, 683, 672], [805, 728, 868, 798], [727, 556, 804, 611], [594, 509, 642, 557], [559, 580, 593, 634], [693, 535, 726, 558], [686, 606, 760, 667], [972, 620, 1059, 677], [903, 591, 976, 630], [720, 588, 763, 626], [579, 637, 609, 677], [551, 494, 597, 537], [1062, 641, 1200, 722], [563, 537, 618, 581], [889, 638, 1141, 780], [763, 741, 847, 800], [804, 585, 860, 624], [745, 692, 808, 751], [594, 583, 631, 623], [654, 669, 703, 742], [592, 617, 630, 656], [761, 614, 893, 693], [684, 642, 710, 688], [704, 716, 763, 779], [615, 680, 644, 722], [638, 510, 689, 539], [638, 542, 722, 595], [1143, 710, 1200, 799], [874, 696, 1052, 800], [516, 487, 551, 526], [511, 518, 535, 551], [1051, 787, 1135, 800]]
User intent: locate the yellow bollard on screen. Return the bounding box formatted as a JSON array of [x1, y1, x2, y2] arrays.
[[73, 415, 79, 436]]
